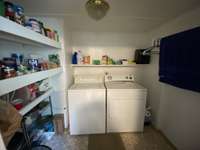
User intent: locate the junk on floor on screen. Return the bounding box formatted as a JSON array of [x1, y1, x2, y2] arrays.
[[144, 106, 152, 125], [53, 114, 64, 135], [0, 100, 22, 145]]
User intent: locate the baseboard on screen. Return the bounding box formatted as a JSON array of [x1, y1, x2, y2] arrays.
[[151, 125, 177, 150]]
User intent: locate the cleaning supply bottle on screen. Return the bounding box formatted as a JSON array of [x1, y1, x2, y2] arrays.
[[77, 50, 83, 64], [72, 52, 78, 64]]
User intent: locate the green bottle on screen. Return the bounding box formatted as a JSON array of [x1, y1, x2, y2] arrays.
[[0, 0, 5, 16]]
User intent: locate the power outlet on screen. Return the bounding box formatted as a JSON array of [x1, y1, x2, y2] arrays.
[[152, 38, 161, 47]]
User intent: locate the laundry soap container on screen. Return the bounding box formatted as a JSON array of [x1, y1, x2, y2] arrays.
[[72, 52, 78, 64], [77, 51, 83, 64]]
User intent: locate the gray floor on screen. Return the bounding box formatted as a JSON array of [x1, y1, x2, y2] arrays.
[[42, 126, 175, 150]]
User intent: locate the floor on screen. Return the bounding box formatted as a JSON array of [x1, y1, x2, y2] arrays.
[[42, 126, 175, 150]]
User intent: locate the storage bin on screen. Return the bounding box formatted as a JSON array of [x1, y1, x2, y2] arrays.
[[53, 114, 64, 135]]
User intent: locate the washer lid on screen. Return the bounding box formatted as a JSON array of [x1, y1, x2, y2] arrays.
[[74, 75, 104, 84], [105, 81, 146, 90], [70, 83, 105, 90]]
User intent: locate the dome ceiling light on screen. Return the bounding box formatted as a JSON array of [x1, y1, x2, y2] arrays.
[[85, 0, 110, 21]]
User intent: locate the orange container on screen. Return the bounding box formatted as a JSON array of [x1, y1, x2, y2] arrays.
[[83, 56, 90, 64]]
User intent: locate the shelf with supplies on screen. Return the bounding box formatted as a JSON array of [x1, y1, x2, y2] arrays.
[[71, 64, 137, 67], [19, 88, 53, 116], [0, 16, 61, 49], [0, 68, 62, 96]]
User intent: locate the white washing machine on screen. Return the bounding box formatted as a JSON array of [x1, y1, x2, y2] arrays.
[[68, 75, 106, 135], [105, 74, 147, 133]]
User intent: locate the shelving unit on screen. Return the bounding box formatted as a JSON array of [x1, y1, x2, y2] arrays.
[[19, 88, 53, 115], [0, 14, 63, 142], [71, 64, 137, 67], [0, 16, 61, 49], [0, 68, 62, 96]]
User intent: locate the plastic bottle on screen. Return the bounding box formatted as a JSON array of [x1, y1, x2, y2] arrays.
[[72, 52, 77, 64], [77, 50, 83, 64]]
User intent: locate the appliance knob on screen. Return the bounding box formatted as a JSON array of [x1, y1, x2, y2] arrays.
[[129, 77, 132, 79]]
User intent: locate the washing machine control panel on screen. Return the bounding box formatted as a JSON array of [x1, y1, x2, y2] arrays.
[[105, 74, 134, 82]]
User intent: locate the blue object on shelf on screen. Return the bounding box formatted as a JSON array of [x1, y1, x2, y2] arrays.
[[72, 52, 78, 64]]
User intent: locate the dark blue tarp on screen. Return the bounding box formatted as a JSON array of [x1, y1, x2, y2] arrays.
[[159, 27, 200, 92]]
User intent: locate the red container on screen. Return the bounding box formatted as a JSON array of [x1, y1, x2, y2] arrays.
[[5, 2, 15, 21], [12, 99, 24, 110], [14, 103, 23, 110]]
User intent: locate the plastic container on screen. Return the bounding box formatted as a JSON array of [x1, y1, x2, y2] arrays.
[[2, 67, 16, 79], [72, 52, 78, 64], [11, 53, 24, 67], [14, 4, 25, 25], [11, 99, 24, 110], [44, 28, 52, 39], [102, 55, 108, 65], [24, 22, 32, 30], [121, 59, 128, 65], [54, 30, 59, 42], [29, 18, 42, 33], [3, 57, 17, 70], [0, 0, 5, 16], [83, 56, 90, 64], [39, 21, 45, 35], [77, 51, 83, 64], [93, 59, 100, 65], [0, 62, 4, 79], [51, 31, 56, 40], [5, 1, 15, 21]]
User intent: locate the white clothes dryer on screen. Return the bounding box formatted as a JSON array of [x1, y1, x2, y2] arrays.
[[105, 74, 147, 133]]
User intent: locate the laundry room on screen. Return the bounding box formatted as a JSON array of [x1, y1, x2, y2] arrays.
[[0, 0, 200, 150]]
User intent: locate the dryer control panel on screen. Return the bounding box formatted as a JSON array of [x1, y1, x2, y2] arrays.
[[105, 74, 134, 82], [74, 75, 104, 84]]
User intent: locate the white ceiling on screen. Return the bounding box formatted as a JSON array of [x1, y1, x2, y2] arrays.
[[11, 0, 200, 33]]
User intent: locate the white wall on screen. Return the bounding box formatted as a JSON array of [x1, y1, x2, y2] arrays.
[[71, 31, 149, 83], [0, 133, 6, 150], [144, 7, 200, 150], [63, 20, 73, 128], [64, 22, 73, 89]]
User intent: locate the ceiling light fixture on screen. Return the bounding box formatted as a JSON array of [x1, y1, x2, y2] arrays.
[[85, 0, 110, 21]]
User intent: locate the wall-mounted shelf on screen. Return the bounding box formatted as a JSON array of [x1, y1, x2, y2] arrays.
[[0, 68, 62, 96], [0, 16, 61, 49], [19, 88, 53, 115], [71, 64, 137, 67]]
